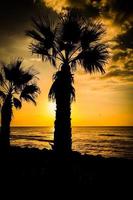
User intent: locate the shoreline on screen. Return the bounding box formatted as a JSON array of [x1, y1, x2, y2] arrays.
[[7, 145, 133, 160]]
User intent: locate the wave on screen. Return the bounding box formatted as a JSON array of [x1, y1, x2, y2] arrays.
[[10, 126, 133, 159]]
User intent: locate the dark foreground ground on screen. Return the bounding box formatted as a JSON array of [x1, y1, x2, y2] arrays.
[[0, 147, 132, 197]]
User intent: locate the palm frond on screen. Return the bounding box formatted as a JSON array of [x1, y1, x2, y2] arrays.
[[21, 94, 37, 105], [27, 29, 46, 43], [73, 44, 109, 73], [0, 90, 6, 100], [66, 43, 78, 58], [20, 84, 40, 105], [12, 65, 39, 90], [48, 81, 56, 101], [81, 22, 105, 49], [2, 58, 38, 88], [13, 98, 22, 109], [21, 84, 40, 97], [32, 16, 55, 39], [30, 43, 56, 66], [59, 9, 82, 43], [2, 58, 23, 82], [26, 16, 56, 61], [0, 72, 4, 85], [12, 58, 23, 69]]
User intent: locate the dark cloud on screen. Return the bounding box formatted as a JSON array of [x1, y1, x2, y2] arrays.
[[102, 69, 133, 81], [0, 0, 58, 63], [0, 1, 35, 34], [104, 0, 133, 60], [106, 53, 133, 83], [112, 51, 128, 62], [113, 25, 133, 72], [124, 61, 133, 71], [67, 0, 102, 8], [103, 0, 133, 24], [0, 0, 54, 46], [67, 0, 88, 7], [0, 0, 132, 74], [109, 65, 119, 70], [116, 25, 133, 50], [62, 0, 133, 24], [67, 0, 100, 17], [0, 0, 35, 49]]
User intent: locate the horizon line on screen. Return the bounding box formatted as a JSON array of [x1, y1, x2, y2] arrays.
[[8, 125, 133, 127]]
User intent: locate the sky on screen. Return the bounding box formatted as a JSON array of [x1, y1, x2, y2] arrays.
[[0, 0, 133, 126]]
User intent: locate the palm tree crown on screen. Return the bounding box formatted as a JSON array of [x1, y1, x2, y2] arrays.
[[27, 11, 108, 71], [0, 58, 40, 112]]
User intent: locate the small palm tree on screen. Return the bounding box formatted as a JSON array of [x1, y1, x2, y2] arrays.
[[0, 58, 40, 151], [27, 9, 109, 153]]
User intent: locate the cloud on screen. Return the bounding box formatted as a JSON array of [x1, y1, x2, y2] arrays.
[[0, 0, 35, 50], [43, 0, 91, 10], [42, 0, 100, 18], [102, 1, 133, 65], [102, 69, 133, 82], [0, 0, 57, 60], [116, 25, 133, 50], [112, 51, 128, 62], [103, 0, 133, 24], [109, 65, 119, 70], [112, 25, 133, 74], [41, 0, 133, 24], [0, 0, 34, 33], [0, 0, 132, 85], [124, 61, 133, 71]]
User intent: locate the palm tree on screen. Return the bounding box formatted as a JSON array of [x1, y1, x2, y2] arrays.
[[27, 9, 109, 153], [0, 58, 40, 151]]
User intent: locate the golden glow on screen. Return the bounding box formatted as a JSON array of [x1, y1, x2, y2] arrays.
[[47, 102, 56, 117], [8, 31, 132, 126], [10, 66, 133, 126], [0, 2, 132, 127], [43, 0, 68, 12]]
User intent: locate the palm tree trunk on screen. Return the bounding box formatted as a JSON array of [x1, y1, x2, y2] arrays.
[[54, 95, 72, 153], [53, 65, 72, 153], [0, 93, 12, 151]]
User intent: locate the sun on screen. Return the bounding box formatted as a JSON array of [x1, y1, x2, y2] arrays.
[[47, 102, 56, 116]]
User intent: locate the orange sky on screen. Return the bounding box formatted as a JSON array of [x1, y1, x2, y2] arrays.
[[0, 0, 133, 126], [11, 52, 133, 126]]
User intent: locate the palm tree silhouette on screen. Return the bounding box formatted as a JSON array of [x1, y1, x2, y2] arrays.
[[0, 58, 40, 151], [27, 9, 109, 153]]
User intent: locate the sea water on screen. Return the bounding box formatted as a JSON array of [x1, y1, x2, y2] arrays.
[[11, 126, 133, 159]]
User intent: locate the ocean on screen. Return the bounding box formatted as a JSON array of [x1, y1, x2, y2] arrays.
[[11, 126, 133, 159]]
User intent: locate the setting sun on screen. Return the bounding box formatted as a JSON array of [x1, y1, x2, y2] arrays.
[[47, 102, 56, 116]]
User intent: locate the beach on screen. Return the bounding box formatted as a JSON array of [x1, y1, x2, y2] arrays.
[[0, 146, 132, 196]]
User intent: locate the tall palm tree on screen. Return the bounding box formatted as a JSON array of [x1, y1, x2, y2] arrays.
[[27, 9, 109, 153], [0, 58, 40, 151]]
